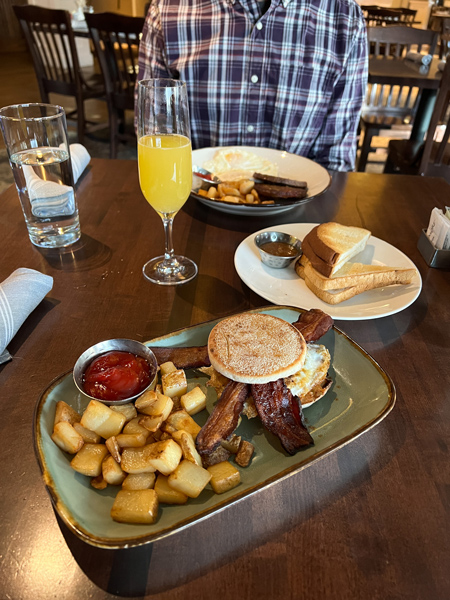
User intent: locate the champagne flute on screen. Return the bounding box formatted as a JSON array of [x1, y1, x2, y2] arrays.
[[137, 79, 197, 285]]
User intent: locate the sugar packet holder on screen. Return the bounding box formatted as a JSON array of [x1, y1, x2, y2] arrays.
[[417, 207, 450, 268]]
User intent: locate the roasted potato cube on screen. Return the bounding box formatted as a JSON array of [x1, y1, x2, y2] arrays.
[[201, 445, 231, 467], [121, 445, 157, 474], [163, 410, 201, 439], [220, 434, 242, 454], [207, 186, 218, 199], [159, 361, 177, 375], [51, 422, 84, 454], [122, 472, 156, 491], [239, 180, 254, 195], [109, 403, 137, 422], [116, 432, 148, 448], [136, 390, 173, 419], [168, 459, 212, 498], [102, 455, 126, 485], [139, 414, 164, 433], [111, 489, 159, 524], [105, 436, 121, 463], [172, 430, 202, 466], [73, 422, 101, 444], [180, 386, 206, 415], [91, 475, 108, 490], [80, 400, 126, 439], [70, 443, 109, 477], [155, 474, 188, 504], [162, 370, 187, 398], [235, 440, 254, 467], [146, 439, 182, 475], [54, 401, 81, 426], [123, 417, 151, 438], [207, 461, 241, 494]]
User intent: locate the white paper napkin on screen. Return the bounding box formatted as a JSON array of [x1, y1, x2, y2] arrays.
[[0, 268, 54, 364], [23, 144, 91, 219], [438, 60, 446, 72], [405, 52, 432, 66]]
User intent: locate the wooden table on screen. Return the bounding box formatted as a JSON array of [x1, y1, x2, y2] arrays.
[[369, 56, 443, 141], [1, 159, 449, 600]]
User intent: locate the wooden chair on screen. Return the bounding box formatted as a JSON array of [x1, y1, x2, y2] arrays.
[[13, 4, 105, 144], [85, 12, 145, 159], [384, 60, 450, 182], [364, 7, 417, 27], [357, 26, 439, 172]]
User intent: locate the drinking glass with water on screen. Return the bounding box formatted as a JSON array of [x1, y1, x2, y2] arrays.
[[0, 103, 81, 248]]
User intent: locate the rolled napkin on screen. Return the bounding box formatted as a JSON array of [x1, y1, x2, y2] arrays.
[[438, 60, 446, 72], [0, 268, 54, 364], [405, 51, 432, 66], [23, 144, 90, 219]]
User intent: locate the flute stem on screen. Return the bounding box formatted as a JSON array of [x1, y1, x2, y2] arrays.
[[162, 217, 175, 262]]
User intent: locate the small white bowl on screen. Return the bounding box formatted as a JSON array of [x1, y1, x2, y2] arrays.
[[254, 231, 302, 268], [73, 339, 158, 405]]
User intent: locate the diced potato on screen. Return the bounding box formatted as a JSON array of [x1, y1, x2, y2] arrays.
[[135, 390, 173, 419], [235, 440, 254, 467], [123, 417, 150, 438], [102, 455, 126, 485], [80, 400, 126, 438], [109, 403, 137, 422], [105, 436, 121, 462], [180, 386, 206, 415], [146, 439, 182, 475], [122, 472, 156, 491], [51, 421, 84, 454], [73, 422, 101, 444], [207, 461, 241, 494], [168, 459, 212, 498], [159, 432, 172, 441], [159, 361, 177, 375], [152, 429, 163, 441], [54, 401, 81, 426], [111, 489, 159, 524], [154, 474, 188, 504], [220, 434, 242, 454], [139, 414, 164, 433], [162, 370, 187, 398], [91, 475, 107, 490], [172, 430, 202, 466], [121, 445, 157, 474], [163, 410, 201, 440], [70, 443, 109, 477], [116, 432, 148, 448]]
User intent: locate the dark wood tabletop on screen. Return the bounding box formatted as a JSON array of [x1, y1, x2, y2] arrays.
[[1, 158, 449, 600]]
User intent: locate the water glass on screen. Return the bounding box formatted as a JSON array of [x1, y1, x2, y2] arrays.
[[0, 103, 81, 248]]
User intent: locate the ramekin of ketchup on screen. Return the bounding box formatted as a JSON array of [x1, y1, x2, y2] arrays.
[[73, 340, 158, 405]]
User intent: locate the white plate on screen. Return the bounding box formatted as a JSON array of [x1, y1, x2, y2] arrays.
[[235, 223, 422, 320], [191, 146, 331, 216]]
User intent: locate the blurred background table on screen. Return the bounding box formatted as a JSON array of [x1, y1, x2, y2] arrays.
[[0, 158, 449, 599]]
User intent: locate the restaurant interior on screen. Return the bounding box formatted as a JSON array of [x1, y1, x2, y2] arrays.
[[0, 1, 449, 600]]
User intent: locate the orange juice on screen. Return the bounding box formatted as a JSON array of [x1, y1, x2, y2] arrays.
[[138, 134, 192, 215]]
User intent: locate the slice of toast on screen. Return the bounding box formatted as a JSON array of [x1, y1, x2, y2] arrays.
[[302, 223, 371, 276], [296, 260, 416, 305], [298, 255, 416, 291]]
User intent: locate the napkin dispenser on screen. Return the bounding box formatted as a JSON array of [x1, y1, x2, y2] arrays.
[[417, 230, 450, 268]]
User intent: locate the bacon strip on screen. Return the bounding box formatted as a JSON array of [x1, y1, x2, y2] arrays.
[[196, 381, 249, 456], [251, 379, 313, 455], [292, 308, 333, 342], [149, 345, 211, 369]]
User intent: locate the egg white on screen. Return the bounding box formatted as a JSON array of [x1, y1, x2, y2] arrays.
[[285, 344, 331, 403], [203, 149, 278, 181]]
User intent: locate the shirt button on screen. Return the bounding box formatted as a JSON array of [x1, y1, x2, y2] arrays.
[[251, 75, 259, 83], [256, 22, 263, 30], [247, 125, 255, 132]]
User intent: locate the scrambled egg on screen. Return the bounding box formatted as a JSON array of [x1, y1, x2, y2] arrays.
[[285, 344, 331, 404], [203, 149, 278, 181]]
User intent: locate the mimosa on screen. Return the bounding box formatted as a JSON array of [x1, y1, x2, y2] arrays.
[[138, 134, 192, 215]]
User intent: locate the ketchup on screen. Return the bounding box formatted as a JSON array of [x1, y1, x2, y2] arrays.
[[82, 351, 153, 401]]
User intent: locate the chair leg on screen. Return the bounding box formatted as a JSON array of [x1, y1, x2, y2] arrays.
[[76, 95, 85, 145], [109, 106, 119, 160], [357, 128, 377, 172]]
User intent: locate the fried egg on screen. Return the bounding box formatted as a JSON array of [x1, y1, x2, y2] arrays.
[[285, 344, 331, 406], [203, 149, 278, 181]]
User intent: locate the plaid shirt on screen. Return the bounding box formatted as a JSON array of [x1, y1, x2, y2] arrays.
[[137, 0, 368, 171]]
